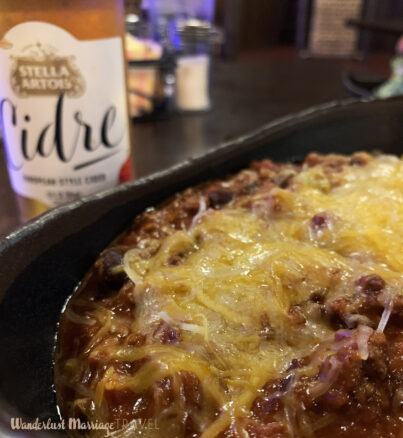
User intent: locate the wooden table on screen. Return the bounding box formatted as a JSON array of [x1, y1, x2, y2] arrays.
[[0, 48, 389, 237]]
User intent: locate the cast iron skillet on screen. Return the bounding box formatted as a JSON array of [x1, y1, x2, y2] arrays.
[[1, 97, 403, 437]]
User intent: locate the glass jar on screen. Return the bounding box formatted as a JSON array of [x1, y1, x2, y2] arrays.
[[175, 20, 219, 113]]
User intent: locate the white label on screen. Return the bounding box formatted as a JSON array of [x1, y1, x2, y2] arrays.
[[0, 21, 131, 206]]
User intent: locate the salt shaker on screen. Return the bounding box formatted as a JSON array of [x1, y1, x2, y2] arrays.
[[175, 20, 219, 113]]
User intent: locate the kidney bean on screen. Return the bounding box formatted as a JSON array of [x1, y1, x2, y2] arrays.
[[95, 248, 127, 290]]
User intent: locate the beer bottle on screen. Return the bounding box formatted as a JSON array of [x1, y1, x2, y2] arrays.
[[0, 0, 133, 221]]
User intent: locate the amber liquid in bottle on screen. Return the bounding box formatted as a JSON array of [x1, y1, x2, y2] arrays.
[[0, 0, 133, 221]]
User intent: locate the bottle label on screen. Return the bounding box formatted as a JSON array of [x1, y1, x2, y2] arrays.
[[0, 21, 131, 206]]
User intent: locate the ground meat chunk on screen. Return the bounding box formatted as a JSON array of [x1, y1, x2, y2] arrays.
[[349, 152, 371, 166], [180, 371, 202, 408], [246, 421, 288, 438], [250, 159, 280, 174], [287, 305, 306, 325], [272, 169, 296, 188], [323, 287, 386, 329], [363, 332, 388, 380], [251, 377, 295, 423], [153, 377, 174, 413], [304, 153, 350, 171], [104, 388, 153, 423], [101, 283, 136, 318], [126, 333, 146, 347]]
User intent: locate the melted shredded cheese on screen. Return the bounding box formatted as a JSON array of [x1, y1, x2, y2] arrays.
[[118, 155, 403, 436], [64, 154, 403, 437]]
